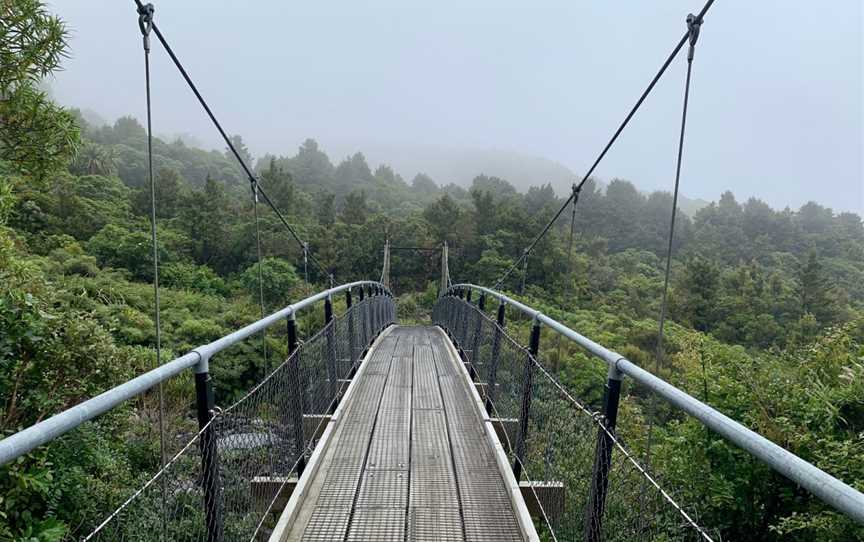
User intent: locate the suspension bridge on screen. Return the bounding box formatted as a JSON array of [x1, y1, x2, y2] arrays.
[[2, 0, 864, 540], [2, 249, 863, 540]]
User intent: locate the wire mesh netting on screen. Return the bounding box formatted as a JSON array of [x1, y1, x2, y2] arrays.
[[433, 295, 716, 542], [83, 294, 395, 542]]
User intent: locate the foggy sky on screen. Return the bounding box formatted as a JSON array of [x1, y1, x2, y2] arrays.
[[47, 1, 863, 213]]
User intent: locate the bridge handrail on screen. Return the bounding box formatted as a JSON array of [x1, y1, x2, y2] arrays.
[[445, 283, 864, 524], [0, 280, 391, 466]]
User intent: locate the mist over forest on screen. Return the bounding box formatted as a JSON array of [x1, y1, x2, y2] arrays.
[[77, 105, 713, 215]]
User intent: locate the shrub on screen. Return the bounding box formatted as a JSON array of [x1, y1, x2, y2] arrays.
[[62, 255, 99, 276]]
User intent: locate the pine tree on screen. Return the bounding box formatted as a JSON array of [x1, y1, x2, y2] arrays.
[[798, 251, 836, 324], [316, 191, 336, 226], [675, 257, 720, 332], [340, 190, 369, 225]]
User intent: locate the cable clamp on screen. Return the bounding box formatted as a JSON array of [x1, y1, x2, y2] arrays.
[[137, 3, 155, 52], [686, 13, 702, 62], [571, 182, 582, 204]]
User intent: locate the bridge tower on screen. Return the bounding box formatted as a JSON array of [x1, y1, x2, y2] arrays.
[[439, 241, 451, 297]]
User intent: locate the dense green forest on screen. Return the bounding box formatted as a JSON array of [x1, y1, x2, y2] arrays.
[[2, 2, 863, 541]]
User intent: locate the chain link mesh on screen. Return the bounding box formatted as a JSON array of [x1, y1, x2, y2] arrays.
[[82, 293, 395, 541], [433, 295, 716, 542]]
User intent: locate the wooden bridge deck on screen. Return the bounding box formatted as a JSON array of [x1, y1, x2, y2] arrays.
[[271, 326, 533, 541]]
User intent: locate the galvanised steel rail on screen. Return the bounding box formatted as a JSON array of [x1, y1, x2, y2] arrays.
[[0, 280, 392, 466], [444, 283, 864, 525]]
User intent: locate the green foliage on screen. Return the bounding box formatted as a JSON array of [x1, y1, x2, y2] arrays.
[[86, 117, 242, 189], [315, 191, 336, 226], [178, 175, 235, 273], [647, 323, 864, 540], [11, 173, 133, 244], [69, 141, 116, 177], [340, 190, 370, 224], [131, 167, 186, 219], [61, 254, 99, 276], [672, 256, 720, 332], [87, 222, 187, 281], [424, 193, 471, 244], [1, 447, 68, 541], [0, 1, 78, 180], [0, 0, 68, 90], [0, 85, 79, 181], [0, 276, 139, 430], [799, 250, 841, 324], [240, 257, 301, 308], [161, 262, 228, 296], [395, 283, 437, 325]]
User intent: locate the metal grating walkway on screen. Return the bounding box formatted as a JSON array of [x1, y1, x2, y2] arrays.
[[277, 326, 526, 542]]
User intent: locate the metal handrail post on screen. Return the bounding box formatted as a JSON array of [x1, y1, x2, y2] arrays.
[[485, 301, 506, 414], [585, 365, 623, 542], [195, 357, 224, 542], [324, 296, 338, 411], [286, 313, 305, 475], [513, 318, 541, 480]]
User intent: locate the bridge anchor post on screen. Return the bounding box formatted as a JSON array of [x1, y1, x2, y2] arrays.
[[584, 365, 622, 542]]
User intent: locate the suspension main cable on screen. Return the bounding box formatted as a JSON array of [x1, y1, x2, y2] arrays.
[[489, 0, 716, 292], [130, 0, 330, 282]]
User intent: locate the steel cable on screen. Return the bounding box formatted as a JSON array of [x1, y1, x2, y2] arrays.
[[130, 0, 330, 282], [136, 4, 167, 540], [490, 0, 716, 292], [641, 11, 704, 532], [655, 15, 701, 375], [252, 183, 269, 377], [554, 184, 579, 371]]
